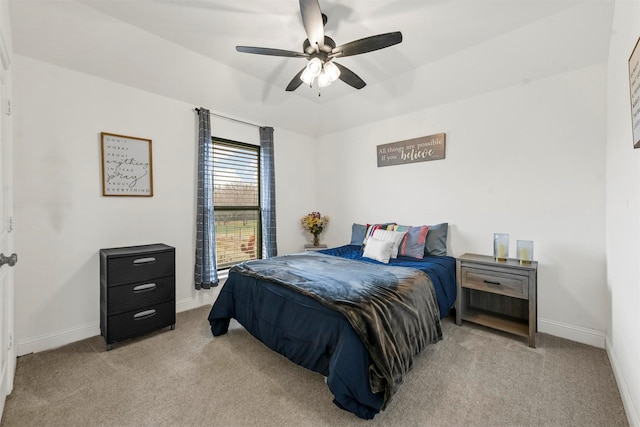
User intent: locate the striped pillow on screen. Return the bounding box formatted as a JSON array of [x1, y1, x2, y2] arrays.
[[362, 223, 396, 245]]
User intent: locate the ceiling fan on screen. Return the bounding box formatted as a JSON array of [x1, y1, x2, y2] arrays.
[[235, 0, 403, 92]]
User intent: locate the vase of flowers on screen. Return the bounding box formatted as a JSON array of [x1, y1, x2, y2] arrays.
[[300, 211, 329, 246]]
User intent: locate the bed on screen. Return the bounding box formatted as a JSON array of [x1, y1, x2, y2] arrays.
[[208, 240, 457, 419]]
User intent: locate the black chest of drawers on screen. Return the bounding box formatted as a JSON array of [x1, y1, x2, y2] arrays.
[[100, 243, 176, 350]]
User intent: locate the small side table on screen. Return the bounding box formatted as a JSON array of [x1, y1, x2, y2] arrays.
[[456, 253, 538, 347], [304, 244, 327, 252]]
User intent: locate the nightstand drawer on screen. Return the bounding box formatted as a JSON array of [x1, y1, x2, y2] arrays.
[[461, 267, 528, 299], [104, 250, 175, 286], [106, 300, 176, 344], [106, 276, 175, 315]]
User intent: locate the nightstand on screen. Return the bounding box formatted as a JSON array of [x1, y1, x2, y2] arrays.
[[304, 244, 327, 252], [100, 244, 176, 350], [455, 253, 538, 347]]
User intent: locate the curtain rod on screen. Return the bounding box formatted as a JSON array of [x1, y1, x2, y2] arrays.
[[195, 108, 263, 129]]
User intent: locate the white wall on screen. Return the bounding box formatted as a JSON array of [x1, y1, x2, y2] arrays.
[[11, 10, 638, 425], [316, 64, 609, 347], [605, 0, 640, 425], [12, 55, 316, 355], [10, 8, 640, 426]]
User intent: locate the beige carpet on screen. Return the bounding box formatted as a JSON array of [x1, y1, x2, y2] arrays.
[[1, 305, 628, 426]]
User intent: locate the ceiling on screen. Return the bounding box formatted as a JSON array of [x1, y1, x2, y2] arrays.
[[9, 0, 615, 138]]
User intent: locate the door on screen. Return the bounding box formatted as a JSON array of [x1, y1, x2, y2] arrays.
[[0, 15, 15, 418]]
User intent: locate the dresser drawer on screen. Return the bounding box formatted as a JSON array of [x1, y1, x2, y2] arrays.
[[106, 300, 176, 344], [106, 276, 175, 315], [103, 250, 175, 286], [461, 266, 529, 299]]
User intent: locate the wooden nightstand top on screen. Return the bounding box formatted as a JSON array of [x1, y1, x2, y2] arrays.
[[457, 253, 538, 271], [304, 244, 327, 252]]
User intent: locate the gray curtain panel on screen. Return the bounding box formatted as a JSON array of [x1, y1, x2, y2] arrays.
[[260, 126, 277, 258], [194, 108, 218, 289]]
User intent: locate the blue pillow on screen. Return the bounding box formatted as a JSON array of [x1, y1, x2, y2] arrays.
[[350, 223, 367, 246], [425, 223, 448, 256]]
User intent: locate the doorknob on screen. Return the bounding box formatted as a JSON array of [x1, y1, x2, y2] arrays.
[[0, 253, 17, 268]]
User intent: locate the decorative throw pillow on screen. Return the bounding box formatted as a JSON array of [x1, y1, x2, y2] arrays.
[[372, 229, 406, 259], [395, 225, 429, 259], [350, 223, 367, 246], [425, 222, 448, 256], [363, 223, 396, 245], [362, 237, 394, 263]]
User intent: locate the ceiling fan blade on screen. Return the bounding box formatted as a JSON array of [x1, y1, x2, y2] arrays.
[[331, 31, 403, 58], [334, 62, 366, 89], [236, 46, 309, 58], [299, 0, 325, 50], [286, 68, 306, 91]]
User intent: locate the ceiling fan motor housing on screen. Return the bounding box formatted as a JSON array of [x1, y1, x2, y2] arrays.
[[303, 36, 336, 56]]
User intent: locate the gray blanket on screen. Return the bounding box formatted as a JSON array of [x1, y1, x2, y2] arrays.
[[230, 252, 442, 407]]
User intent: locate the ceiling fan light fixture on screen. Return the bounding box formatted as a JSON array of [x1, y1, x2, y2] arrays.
[[318, 70, 331, 88], [306, 57, 323, 77], [300, 67, 315, 85], [235, 1, 402, 93], [324, 61, 340, 82]]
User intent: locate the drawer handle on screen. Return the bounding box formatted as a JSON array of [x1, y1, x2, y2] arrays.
[[133, 309, 157, 320], [133, 257, 156, 265], [483, 280, 501, 286], [133, 283, 157, 293]]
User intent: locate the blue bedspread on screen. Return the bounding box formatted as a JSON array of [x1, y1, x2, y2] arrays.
[[320, 245, 457, 318], [208, 245, 457, 419]]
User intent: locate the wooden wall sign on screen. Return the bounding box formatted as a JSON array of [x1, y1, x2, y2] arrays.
[[101, 132, 154, 196], [629, 37, 640, 149], [377, 133, 446, 167]]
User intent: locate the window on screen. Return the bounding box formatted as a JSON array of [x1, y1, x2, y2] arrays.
[[213, 138, 261, 270]]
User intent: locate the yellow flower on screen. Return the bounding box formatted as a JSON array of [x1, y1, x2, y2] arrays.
[[300, 211, 329, 236]]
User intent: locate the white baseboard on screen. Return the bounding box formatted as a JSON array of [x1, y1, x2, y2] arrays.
[[16, 289, 221, 357], [606, 335, 640, 427], [18, 298, 608, 356], [539, 320, 638, 425], [17, 322, 100, 356], [538, 317, 606, 349], [175, 288, 219, 312]]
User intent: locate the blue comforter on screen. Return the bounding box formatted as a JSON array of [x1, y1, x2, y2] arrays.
[[319, 245, 457, 319], [208, 245, 457, 419]]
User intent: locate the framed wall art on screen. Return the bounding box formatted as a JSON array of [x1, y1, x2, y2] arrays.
[[100, 132, 154, 196], [377, 133, 446, 167], [629, 36, 640, 149]]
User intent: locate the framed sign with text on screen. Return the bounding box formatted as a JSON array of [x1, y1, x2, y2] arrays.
[[629, 36, 640, 149], [100, 132, 154, 196], [377, 133, 446, 167]]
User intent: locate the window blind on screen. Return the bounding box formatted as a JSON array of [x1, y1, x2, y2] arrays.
[[213, 139, 261, 269]]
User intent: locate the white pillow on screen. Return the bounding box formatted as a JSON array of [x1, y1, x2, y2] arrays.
[[362, 237, 394, 263], [372, 229, 407, 259]]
